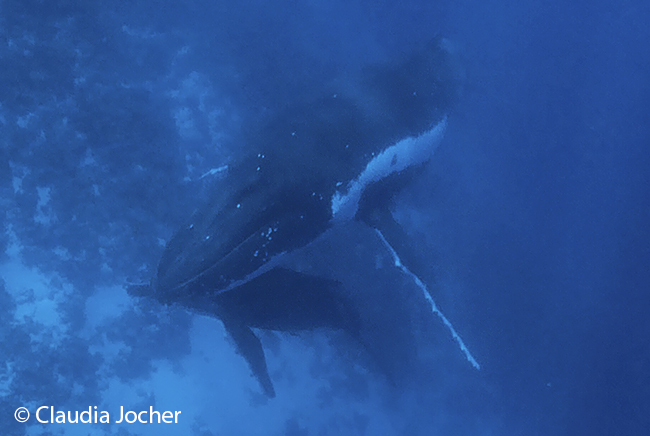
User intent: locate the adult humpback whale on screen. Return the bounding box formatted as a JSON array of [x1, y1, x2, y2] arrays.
[[129, 39, 478, 397]]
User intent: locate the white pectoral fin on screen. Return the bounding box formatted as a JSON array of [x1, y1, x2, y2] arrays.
[[375, 227, 481, 370]]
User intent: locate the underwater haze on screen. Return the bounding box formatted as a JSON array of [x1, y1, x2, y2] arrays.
[[1, 0, 648, 435]]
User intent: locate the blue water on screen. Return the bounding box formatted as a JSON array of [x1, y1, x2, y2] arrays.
[[1, 1, 648, 435]]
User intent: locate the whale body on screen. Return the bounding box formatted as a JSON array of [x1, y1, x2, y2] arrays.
[[129, 38, 460, 397]]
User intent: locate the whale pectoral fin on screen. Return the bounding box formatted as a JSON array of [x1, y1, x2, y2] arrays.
[[358, 202, 432, 288], [357, 207, 483, 371], [222, 319, 276, 398]]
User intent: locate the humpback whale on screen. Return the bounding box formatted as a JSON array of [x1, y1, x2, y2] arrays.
[[128, 38, 477, 397]]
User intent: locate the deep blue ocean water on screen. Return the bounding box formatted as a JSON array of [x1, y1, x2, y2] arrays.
[[1, 1, 647, 435]]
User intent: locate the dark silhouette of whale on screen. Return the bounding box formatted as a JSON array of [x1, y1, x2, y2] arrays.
[[128, 38, 467, 397]]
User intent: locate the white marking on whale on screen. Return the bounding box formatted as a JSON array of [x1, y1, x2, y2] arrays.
[[375, 228, 481, 370], [331, 116, 448, 222]]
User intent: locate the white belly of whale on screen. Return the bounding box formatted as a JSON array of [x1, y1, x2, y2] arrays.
[[331, 116, 447, 222]]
